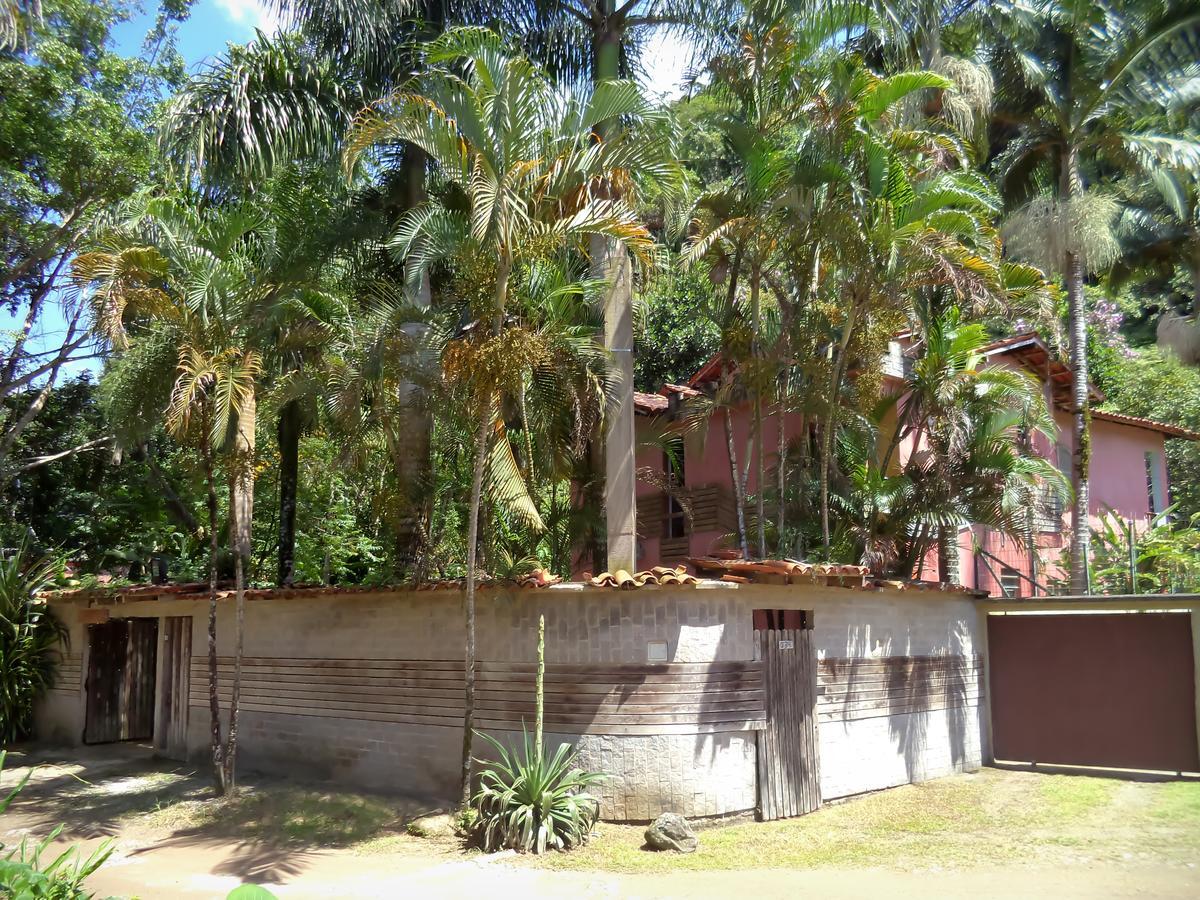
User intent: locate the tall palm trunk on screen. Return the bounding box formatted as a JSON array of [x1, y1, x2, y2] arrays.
[[460, 405, 489, 809], [277, 398, 301, 585], [224, 389, 256, 792], [724, 404, 750, 558], [751, 268, 766, 558], [200, 412, 226, 795], [1063, 147, 1090, 594], [460, 257, 509, 809], [822, 299, 859, 555], [592, 8, 637, 574], [776, 373, 789, 557]]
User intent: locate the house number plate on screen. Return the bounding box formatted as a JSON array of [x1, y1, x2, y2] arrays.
[[778, 639, 795, 650]]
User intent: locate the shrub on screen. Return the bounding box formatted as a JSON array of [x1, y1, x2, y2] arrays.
[[0, 751, 113, 899], [472, 730, 603, 854], [0, 549, 68, 744]]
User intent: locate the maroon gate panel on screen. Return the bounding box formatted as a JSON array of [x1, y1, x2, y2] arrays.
[[988, 612, 1199, 772]]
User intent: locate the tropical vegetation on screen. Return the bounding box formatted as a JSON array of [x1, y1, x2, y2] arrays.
[[3, 0, 1200, 804]]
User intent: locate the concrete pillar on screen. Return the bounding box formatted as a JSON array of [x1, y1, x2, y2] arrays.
[[599, 237, 637, 573]]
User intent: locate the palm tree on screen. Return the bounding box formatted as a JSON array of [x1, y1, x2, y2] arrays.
[[1114, 167, 1200, 364], [161, 3, 439, 581], [842, 306, 1066, 576], [988, 0, 1200, 592], [342, 27, 658, 806], [74, 191, 338, 793], [683, 6, 816, 559]]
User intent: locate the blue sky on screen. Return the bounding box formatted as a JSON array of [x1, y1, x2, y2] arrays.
[[6, 2, 691, 384], [113, 0, 692, 93]]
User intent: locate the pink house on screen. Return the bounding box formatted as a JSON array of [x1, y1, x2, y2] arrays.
[[631, 333, 1198, 596]]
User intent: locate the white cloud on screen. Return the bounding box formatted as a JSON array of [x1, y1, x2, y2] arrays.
[[213, 0, 282, 35]]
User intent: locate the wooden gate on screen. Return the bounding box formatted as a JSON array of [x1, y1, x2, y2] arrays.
[[84, 618, 158, 744], [155, 617, 192, 759], [756, 610, 821, 820]]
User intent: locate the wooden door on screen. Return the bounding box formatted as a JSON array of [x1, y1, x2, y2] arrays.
[[756, 612, 821, 820], [84, 618, 158, 744], [156, 617, 192, 759]]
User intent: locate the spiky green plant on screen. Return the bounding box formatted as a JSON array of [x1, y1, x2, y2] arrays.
[[0, 549, 66, 744], [0, 751, 114, 899], [472, 729, 604, 854]]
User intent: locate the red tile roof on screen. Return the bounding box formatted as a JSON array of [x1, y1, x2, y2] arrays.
[[689, 556, 871, 584], [585, 565, 699, 588], [1091, 409, 1200, 441]]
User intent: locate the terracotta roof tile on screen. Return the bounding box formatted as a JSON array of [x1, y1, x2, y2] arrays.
[[688, 556, 871, 584], [586, 566, 699, 589], [634, 391, 669, 415], [868, 578, 987, 597], [1091, 409, 1200, 440]]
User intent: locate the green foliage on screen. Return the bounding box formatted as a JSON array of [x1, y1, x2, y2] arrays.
[[1091, 347, 1200, 522], [1089, 507, 1200, 594], [2, 377, 205, 577], [0, 549, 67, 743], [472, 729, 604, 854], [634, 263, 723, 392], [226, 886, 278, 900], [0, 751, 114, 898]]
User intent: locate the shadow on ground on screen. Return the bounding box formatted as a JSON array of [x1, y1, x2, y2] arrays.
[[3, 744, 456, 884]]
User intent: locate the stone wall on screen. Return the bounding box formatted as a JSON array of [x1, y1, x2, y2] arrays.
[[37, 580, 984, 817]]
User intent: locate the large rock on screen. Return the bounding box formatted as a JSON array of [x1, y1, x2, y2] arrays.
[[644, 813, 698, 853]]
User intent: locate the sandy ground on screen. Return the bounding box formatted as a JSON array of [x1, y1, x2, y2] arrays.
[[59, 843, 1200, 899], [3, 746, 1197, 899]]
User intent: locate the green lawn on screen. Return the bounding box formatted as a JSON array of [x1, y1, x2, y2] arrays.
[[11, 752, 1198, 875], [528, 768, 1200, 873]]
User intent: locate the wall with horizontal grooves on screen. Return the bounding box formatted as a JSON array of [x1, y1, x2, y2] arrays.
[[186, 657, 766, 736], [41, 581, 986, 818]]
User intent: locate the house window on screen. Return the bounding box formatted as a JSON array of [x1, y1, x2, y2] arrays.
[[664, 439, 687, 539], [1145, 450, 1166, 517], [999, 566, 1022, 598]]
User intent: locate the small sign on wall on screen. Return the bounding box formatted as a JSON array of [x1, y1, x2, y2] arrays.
[[78, 608, 110, 625], [646, 640, 669, 662], [778, 638, 795, 650]]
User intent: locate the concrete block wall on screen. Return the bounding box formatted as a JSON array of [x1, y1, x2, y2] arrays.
[[38, 581, 984, 817]]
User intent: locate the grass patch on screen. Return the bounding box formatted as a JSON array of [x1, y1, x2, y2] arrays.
[[527, 770, 1200, 874], [139, 785, 402, 847], [1148, 781, 1200, 825]]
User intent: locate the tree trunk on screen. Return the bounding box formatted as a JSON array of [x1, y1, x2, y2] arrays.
[[724, 404, 750, 558], [277, 398, 301, 585], [1063, 147, 1090, 594], [460, 257, 509, 810], [822, 301, 858, 555], [460, 405, 489, 809], [591, 11, 638, 575], [751, 268, 766, 559], [223, 389, 256, 792], [937, 526, 960, 584], [200, 418, 226, 796], [776, 371, 789, 557]]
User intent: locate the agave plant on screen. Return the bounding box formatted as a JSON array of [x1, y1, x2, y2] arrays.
[[472, 729, 604, 854], [0, 549, 67, 744]]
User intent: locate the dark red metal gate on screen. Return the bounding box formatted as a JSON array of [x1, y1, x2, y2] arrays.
[[987, 612, 1199, 772]]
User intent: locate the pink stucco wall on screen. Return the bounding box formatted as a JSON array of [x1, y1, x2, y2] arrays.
[[633, 361, 1175, 596]]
